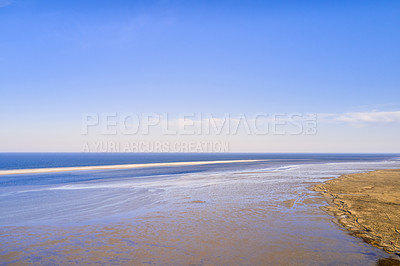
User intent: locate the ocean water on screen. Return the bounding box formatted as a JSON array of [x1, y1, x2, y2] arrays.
[[0, 152, 396, 170], [1, 153, 400, 265]]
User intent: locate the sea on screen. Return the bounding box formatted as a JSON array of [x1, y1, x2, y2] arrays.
[[0, 153, 399, 265]]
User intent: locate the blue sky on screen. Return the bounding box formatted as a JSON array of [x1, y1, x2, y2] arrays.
[[1, 0, 400, 152]]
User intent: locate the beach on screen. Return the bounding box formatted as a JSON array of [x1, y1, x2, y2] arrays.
[[1, 155, 400, 265], [314, 169, 400, 256], [2, 0, 399, 264]]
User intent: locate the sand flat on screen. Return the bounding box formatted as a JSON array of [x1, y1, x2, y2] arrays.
[[0, 159, 263, 176], [313, 169, 400, 254], [2, 161, 398, 265]]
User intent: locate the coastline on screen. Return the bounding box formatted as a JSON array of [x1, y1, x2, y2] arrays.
[[2, 158, 400, 264], [0, 159, 263, 176], [313, 169, 400, 255]]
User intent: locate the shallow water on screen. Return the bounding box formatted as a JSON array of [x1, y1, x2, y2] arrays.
[[1, 154, 400, 265]]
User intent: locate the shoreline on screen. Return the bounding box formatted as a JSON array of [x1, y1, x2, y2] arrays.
[[313, 169, 400, 256], [0, 159, 263, 176], [2, 160, 400, 264]]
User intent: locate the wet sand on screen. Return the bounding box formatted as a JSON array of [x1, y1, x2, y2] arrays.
[[1, 176, 393, 265], [0, 159, 262, 176], [0, 195, 383, 265], [314, 169, 400, 255], [2, 162, 399, 265]]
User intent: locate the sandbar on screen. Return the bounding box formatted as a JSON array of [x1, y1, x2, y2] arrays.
[[0, 159, 263, 176]]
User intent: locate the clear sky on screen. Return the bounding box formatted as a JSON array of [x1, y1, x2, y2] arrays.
[[1, 0, 399, 152]]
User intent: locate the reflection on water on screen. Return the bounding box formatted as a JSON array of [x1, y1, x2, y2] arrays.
[[1, 158, 400, 264]]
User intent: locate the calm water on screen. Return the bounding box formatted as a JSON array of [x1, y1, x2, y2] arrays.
[[0, 152, 397, 170], [1, 153, 400, 265]]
